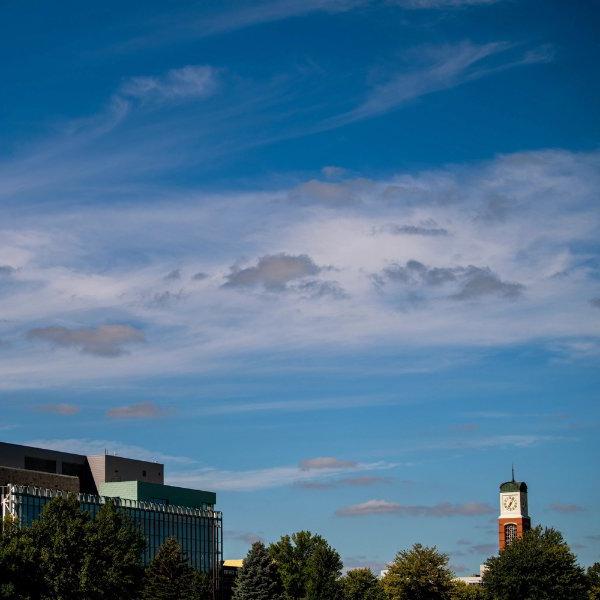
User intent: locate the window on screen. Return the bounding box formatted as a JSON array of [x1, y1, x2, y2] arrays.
[[62, 462, 83, 477], [505, 523, 517, 545], [24, 456, 56, 473], [143, 470, 147, 477]]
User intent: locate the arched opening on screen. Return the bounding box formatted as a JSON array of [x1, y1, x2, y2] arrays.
[[504, 523, 517, 545]]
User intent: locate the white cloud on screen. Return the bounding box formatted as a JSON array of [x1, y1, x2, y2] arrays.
[[326, 40, 553, 127], [119, 65, 218, 104], [0, 149, 598, 389], [167, 460, 395, 491]]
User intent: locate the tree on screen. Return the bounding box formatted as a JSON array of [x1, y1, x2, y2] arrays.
[[451, 581, 487, 600], [143, 537, 207, 600], [0, 517, 42, 600], [269, 531, 343, 600], [233, 541, 283, 600], [588, 563, 600, 600], [80, 500, 146, 599], [341, 568, 385, 600], [382, 543, 454, 600], [30, 494, 90, 600], [482, 525, 587, 600]]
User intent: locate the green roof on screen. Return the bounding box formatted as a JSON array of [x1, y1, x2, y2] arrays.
[[499, 480, 527, 493], [100, 481, 216, 509]]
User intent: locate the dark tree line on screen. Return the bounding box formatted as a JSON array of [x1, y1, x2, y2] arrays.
[[1, 497, 598, 600], [0, 496, 212, 600], [233, 527, 597, 600]]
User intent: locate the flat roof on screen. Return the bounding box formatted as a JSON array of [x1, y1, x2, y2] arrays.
[[100, 480, 216, 508]]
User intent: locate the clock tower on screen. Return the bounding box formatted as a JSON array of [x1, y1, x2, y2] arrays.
[[498, 469, 531, 551]]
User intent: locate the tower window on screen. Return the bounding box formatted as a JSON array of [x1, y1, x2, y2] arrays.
[[505, 523, 517, 545], [142, 470, 147, 477]]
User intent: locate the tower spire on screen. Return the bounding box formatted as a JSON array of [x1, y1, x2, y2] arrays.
[[512, 464, 515, 482]]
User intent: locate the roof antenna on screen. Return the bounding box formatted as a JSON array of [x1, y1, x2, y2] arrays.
[[512, 463, 515, 482]]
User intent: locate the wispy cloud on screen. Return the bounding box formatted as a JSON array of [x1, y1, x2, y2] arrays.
[[394, 0, 501, 8], [300, 456, 358, 470], [120, 0, 367, 48], [118, 65, 218, 105], [27, 324, 145, 357], [0, 265, 17, 276], [295, 475, 393, 489], [226, 530, 265, 545], [324, 40, 553, 128], [106, 402, 169, 419], [167, 460, 395, 491], [548, 502, 586, 514], [34, 403, 80, 416], [336, 499, 495, 517], [191, 396, 401, 416]]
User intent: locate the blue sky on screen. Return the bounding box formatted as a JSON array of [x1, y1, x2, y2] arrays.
[[1, 0, 599, 574]]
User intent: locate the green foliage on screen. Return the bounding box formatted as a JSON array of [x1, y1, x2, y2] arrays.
[[31, 494, 91, 600], [451, 581, 487, 600], [341, 568, 385, 600], [0, 496, 149, 600], [382, 543, 454, 600], [587, 562, 600, 600], [269, 531, 343, 600], [143, 537, 209, 600], [233, 541, 283, 600], [482, 525, 587, 600], [80, 500, 146, 599], [0, 517, 42, 600]]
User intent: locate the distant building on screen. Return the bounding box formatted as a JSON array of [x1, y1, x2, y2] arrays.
[[455, 471, 532, 586], [0, 441, 222, 582], [454, 564, 487, 587], [222, 559, 243, 600], [498, 470, 530, 551]]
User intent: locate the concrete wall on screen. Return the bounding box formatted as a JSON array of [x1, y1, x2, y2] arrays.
[[0, 441, 95, 493], [0, 465, 79, 492], [87, 454, 164, 491]]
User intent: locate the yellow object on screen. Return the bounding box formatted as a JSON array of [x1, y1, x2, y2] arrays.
[[223, 559, 244, 568]]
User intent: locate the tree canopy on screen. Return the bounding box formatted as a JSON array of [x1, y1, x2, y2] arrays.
[[31, 494, 91, 600], [81, 500, 146, 600], [382, 543, 454, 600], [233, 541, 283, 600], [451, 580, 488, 600], [269, 530, 343, 600], [588, 563, 600, 600], [341, 568, 385, 600], [142, 536, 209, 600], [482, 525, 588, 600]]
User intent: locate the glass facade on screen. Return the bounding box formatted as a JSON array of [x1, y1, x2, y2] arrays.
[[1, 484, 222, 573]]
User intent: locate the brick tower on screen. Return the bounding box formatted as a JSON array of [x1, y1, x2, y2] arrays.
[[498, 469, 531, 551]]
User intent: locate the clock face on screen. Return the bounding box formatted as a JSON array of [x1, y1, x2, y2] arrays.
[[503, 495, 518, 511]]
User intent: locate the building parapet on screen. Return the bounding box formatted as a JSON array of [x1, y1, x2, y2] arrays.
[[1, 483, 221, 520]]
